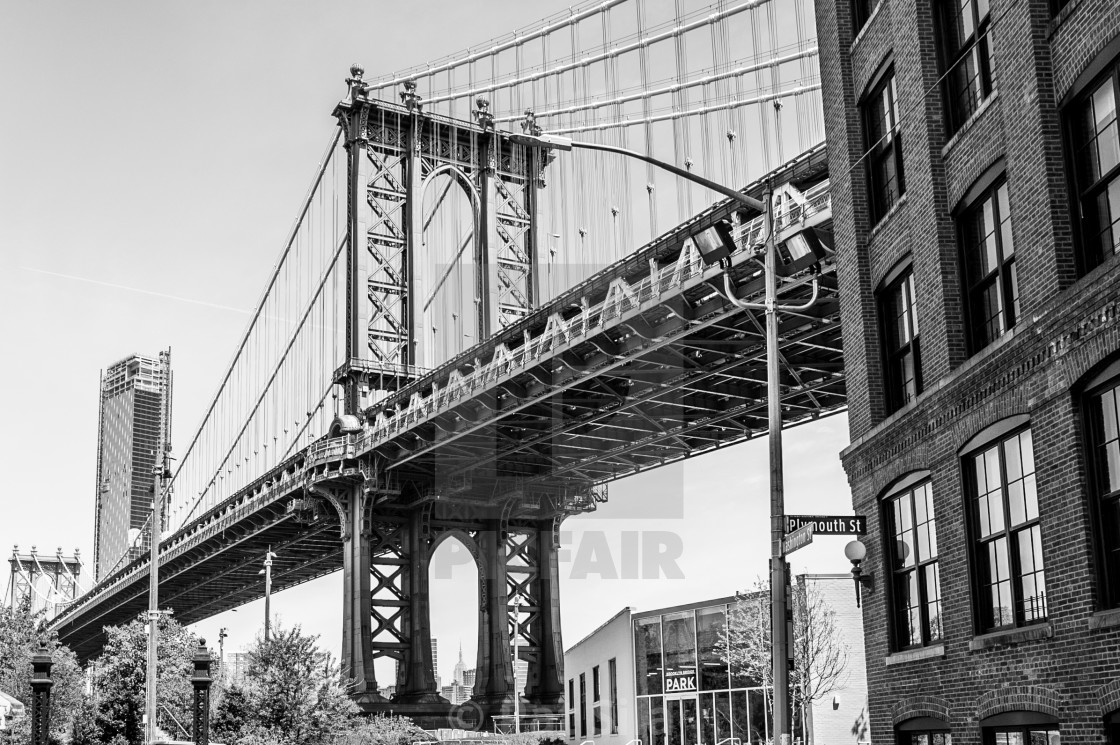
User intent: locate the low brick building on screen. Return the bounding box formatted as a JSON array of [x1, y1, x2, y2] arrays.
[[814, 0, 1120, 741]]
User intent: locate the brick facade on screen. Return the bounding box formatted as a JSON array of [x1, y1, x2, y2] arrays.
[[815, 0, 1120, 741]]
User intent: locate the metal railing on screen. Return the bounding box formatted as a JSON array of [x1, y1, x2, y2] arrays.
[[358, 180, 831, 449]]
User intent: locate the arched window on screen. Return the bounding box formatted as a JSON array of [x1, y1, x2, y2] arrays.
[[882, 472, 943, 649], [979, 711, 1059, 743], [896, 716, 952, 744], [960, 415, 1047, 632], [1064, 35, 1120, 273], [1083, 358, 1120, 608]]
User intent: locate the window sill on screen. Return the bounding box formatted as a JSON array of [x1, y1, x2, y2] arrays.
[[884, 643, 945, 666], [850, 0, 884, 51], [968, 622, 1053, 651], [941, 91, 999, 159], [1089, 608, 1120, 631], [868, 193, 908, 241]]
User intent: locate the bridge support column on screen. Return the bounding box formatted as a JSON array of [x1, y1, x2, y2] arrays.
[[341, 487, 386, 709], [524, 520, 564, 708], [394, 509, 443, 704], [469, 522, 515, 718]]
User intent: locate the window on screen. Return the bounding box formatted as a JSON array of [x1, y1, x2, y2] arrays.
[[966, 426, 1047, 631], [1086, 367, 1120, 608], [608, 658, 619, 735], [568, 677, 575, 738], [897, 717, 952, 744], [864, 69, 906, 223], [580, 673, 587, 737], [879, 267, 922, 412], [591, 665, 601, 735], [1069, 61, 1120, 271], [938, 0, 993, 134], [961, 179, 1018, 350], [885, 477, 943, 648], [852, 0, 877, 34], [983, 725, 1059, 744]]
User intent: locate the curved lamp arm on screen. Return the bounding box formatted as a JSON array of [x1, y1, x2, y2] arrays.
[[722, 271, 819, 313]]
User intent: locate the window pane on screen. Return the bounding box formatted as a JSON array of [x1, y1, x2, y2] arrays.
[[635, 617, 663, 695], [662, 611, 697, 689], [700, 693, 715, 745], [714, 692, 731, 745], [638, 699, 651, 745], [651, 696, 665, 745], [1092, 81, 1120, 177], [730, 690, 749, 743], [926, 563, 943, 640], [696, 607, 729, 691], [747, 689, 768, 744]]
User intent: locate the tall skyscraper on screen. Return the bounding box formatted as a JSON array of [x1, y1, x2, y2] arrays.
[[93, 351, 173, 583]]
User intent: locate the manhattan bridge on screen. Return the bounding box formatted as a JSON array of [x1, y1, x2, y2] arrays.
[[51, 0, 842, 728]]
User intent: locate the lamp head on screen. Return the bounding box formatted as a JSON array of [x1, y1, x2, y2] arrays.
[[692, 220, 737, 266], [844, 539, 867, 565]]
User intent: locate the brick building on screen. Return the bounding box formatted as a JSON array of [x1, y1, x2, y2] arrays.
[[814, 0, 1120, 741]]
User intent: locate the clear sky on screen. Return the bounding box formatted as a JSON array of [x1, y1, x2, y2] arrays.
[[0, 0, 850, 688]]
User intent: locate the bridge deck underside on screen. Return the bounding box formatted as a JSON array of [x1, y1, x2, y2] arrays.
[[376, 265, 845, 502], [62, 502, 343, 660]]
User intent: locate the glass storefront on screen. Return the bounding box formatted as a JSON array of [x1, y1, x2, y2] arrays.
[[634, 604, 773, 745]]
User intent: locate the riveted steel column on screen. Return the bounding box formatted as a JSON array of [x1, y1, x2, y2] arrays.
[[341, 487, 384, 708], [29, 640, 53, 745], [469, 522, 514, 717], [524, 521, 564, 707], [340, 67, 373, 415], [191, 640, 212, 745], [395, 510, 443, 703]]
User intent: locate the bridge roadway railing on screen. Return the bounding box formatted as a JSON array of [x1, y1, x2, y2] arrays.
[[355, 176, 831, 451]]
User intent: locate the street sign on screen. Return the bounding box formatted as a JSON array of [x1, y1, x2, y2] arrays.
[[785, 515, 867, 535], [783, 522, 814, 555]]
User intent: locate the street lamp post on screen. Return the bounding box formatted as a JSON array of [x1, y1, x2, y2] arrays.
[[511, 595, 527, 734], [145, 446, 173, 745], [259, 548, 276, 642], [508, 118, 816, 745]]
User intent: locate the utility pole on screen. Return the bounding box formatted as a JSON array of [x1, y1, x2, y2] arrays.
[[146, 445, 172, 745], [217, 628, 228, 683], [763, 184, 793, 745], [260, 548, 276, 642]]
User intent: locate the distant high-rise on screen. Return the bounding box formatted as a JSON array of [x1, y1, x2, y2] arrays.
[[93, 351, 173, 583]]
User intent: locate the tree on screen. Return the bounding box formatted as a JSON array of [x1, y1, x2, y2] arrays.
[[719, 578, 850, 745], [335, 715, 430, 745], [217, 623, 358, 745], [0, 599, 87, 745], [92, 613, 198, 745]]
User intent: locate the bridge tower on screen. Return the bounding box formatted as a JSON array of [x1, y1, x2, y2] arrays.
[[7, 547, 83, 619], [320, 66, 565, 727]]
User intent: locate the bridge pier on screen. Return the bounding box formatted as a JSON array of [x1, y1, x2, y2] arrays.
[[523, 519, 565, 708], [393, 510, 442, 704], [340, 486, 386, 708], [469, 520, 516, 718]]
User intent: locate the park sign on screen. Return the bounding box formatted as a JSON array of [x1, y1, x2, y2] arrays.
[[665, 669, 698, 692], [785, 515, 867, 536]]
